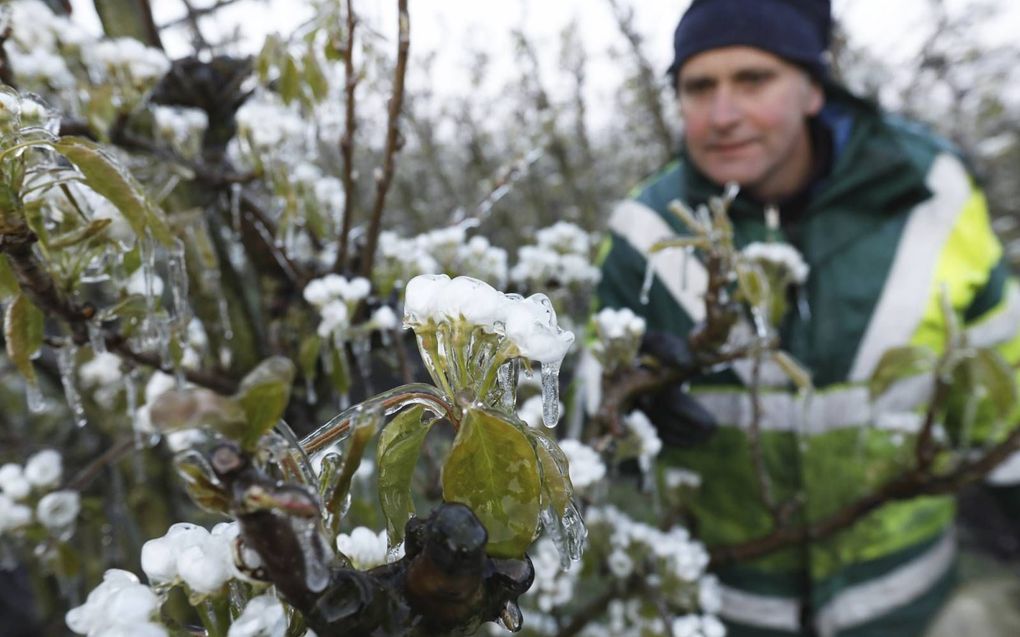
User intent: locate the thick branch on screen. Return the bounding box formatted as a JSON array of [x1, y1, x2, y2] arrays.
[[358, 0, 410, 280]]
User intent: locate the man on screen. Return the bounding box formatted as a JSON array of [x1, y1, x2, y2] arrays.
[[597, 0, 1020, 635]]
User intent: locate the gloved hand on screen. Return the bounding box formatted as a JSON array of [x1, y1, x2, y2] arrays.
[[636, 330, 717, 447]]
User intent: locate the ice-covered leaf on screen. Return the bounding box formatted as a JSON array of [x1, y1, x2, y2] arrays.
[[298, 334, 320, 386], [442, 407, 541, 558], [324, 409, 380, 520], [951, 348, 1018, 421], [869, 346, 937, 400], [149, 388, 247, 440], [236, 356, 296, 450], [54, 137, 172, 246], [735, 261, 769, 309], [304, 50, 328, 102], [527, 428, 572, 516], [174, 450, 230, 514], [0, 257, 19, 300], [377, 405, 429, 546], [48, 218, 112, 249], [4, 293, 43, 385], [280, 54, 300, 105]]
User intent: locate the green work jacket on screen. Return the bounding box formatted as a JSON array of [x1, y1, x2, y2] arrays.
[[597, 85, 1020, 637]]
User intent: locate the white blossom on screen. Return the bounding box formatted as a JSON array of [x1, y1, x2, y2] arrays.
[[79, 352, 123, 390], [557, 439, 606, 490], [595, 307, 646, 340], [370, 306, 399, 331], [228, 594, 287, 637], [36, 490, 80, 531], [0, 493, 33, 532], [336, 527, 400, 570], [624, 410, 662, 471], [66, 569, 164, 636], [141, 523, 233, 595], [664, 468, 702, 490], [316, 300, 349, 339], [85, 37, 170, 87], [0, 463, 31, 500]]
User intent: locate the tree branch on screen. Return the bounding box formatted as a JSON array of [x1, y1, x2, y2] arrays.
[[334, 0, 359, 273], [358, 0, 410, 280]]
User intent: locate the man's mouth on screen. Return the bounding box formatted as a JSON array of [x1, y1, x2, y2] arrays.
[[709, 140, 755, 153]]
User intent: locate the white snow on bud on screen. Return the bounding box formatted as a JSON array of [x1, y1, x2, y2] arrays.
[[370, 306, 399, 331], [316, 300, 349, 339], [624, 410, 662, 471], [303, 274, 371, 308], [741, 242, 809, 285], [557, 440, 606, 490], [595, 307, 646, 340], [336, 527, 403, 570], [66, 569, 164, 636], [36, 490, 80, 531], [0, 463, 30, 501], [141, 523, 234, 595], [404, 275, 575, 366], [228, 594, 288, 637], [0, 494, 33, 533], [79, 352, 123, 390]]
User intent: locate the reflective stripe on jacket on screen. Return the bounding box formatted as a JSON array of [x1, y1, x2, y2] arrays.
[[597, 85, 1020, 636]]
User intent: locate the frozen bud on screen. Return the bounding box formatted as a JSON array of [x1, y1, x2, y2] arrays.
[[671, 615, 702, 637], [0, 493, 33, 532], [595, 307, 645, 340], [227, 594, 288, 637], [701, 615, 727, 637], [403, 273, 450, 324], [36, 490, 80, 531], [0, 463, 30, 500], [79, 352, 124, 389], [343, 277, 371, 302], [624, 410, 662, 468], [699, 575, 723, 614], [370, 306, 398, 331], [25, 449, 63, 489], [177, 530, 233, 594], [504, 294, 574, 364], [66, 569, 163, 636], [607, 549, 634, 579], [317, 300, 349, 338], [741, 241, 809, 285]]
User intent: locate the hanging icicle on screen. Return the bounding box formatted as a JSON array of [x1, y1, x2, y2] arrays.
[[540, 361, 561, 428], [56, 343, 87, 428]]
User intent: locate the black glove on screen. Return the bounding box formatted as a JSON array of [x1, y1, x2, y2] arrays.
[[636, 330, 717, 447]]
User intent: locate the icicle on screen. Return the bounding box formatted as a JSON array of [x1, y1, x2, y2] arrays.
[[87, 321, 106, 354], [295, 520, 332, 594], [351, 332, 373, 396], [57, 344, 87, 428], [167, 238, 190, 329], [379, 326, 392, 348], [25, 382, 46, 413], [124, 370, 139, 436], [639, 257, 655, 305], [723, 181, 740, 204], [498, 600, 523, 632], [796, 285, 811, 321], [540, 361, 561, 428], [230, 183, 242, 234], [305, 376, 318, 405], [681, 246, 693, 290], [540, 503, 587, 569], [498, 359, 519, 413]]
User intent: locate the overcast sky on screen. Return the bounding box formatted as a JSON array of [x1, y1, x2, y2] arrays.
[[68, 0, 1019, 124]]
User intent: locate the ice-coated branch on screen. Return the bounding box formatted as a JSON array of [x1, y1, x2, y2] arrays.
[[0, 227, 238, 394], [358, 0, 410, 280], [334, 0, 360, 274]]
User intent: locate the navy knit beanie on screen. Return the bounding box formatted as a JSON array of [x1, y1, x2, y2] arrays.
[[668, 0, 831, 83]]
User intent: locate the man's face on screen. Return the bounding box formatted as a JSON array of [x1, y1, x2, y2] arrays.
[[677, 46, 824, 201]]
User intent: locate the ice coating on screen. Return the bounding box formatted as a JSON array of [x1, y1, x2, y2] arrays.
[[403, 275, 575, 367]]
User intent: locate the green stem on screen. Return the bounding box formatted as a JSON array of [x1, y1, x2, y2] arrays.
[[0, 140, 54, 163], [196, 594, 231, 637]]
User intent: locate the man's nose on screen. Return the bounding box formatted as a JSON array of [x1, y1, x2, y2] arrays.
[[709, 89, 741, 129]]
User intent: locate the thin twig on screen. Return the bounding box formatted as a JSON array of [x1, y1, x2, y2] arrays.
[[747, 348, 778, 515], [358, 0, 410, 280], [65, 437, 136, 491], [158, 0, 245, 30], [334, 0, 359, 273]]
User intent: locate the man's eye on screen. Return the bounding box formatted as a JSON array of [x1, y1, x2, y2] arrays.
[[680, 81, 713, 96], [737, 72, 774, 87]]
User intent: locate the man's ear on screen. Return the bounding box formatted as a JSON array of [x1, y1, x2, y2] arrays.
[[805, 79, 824, 116]]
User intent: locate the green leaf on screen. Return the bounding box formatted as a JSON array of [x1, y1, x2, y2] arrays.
[[4, 293, 43, 384], [236, 356, 296, 450], [53, 137, 173, 246], [957, 348, 1018, 421], [303, 50, 329, 102], [298, 334, 321, 386], [280, 54, 300, 105], [772, 351, 813, 393], [148, 388, 247, 440], [868, 346, 937, 400], [377, 405, 429, 546], [527, 427, 573, 516], [735, 262, 769, 309], [0, 256, 19, 300], [329, 346, 351, 396], [256, 34, 281, 83], [442, 407, 541, 558], [48, 218, 113, 249]]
